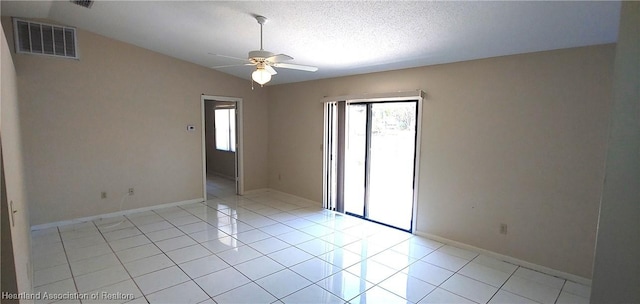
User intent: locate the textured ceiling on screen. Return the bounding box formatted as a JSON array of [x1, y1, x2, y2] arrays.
[[1, 1, 621, 85]]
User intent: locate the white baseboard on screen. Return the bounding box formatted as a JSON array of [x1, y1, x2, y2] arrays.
[[262, 188, 321, 207], [31, 198, 204, 231], [241, 188, 270, 196], [414, 231, 592, 286], [32, 188, 311, 231]]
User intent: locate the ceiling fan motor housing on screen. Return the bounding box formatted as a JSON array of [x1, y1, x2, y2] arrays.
[[249, 50, 275, 61]]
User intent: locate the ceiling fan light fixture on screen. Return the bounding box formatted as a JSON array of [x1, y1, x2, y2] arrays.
[[210, 15, 317, 86], [252, 68, 271, 85]]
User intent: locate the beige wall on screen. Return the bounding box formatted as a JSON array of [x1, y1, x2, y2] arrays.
[[267, 45, 615, 278], [1, 21, 33, 297], [204, 101, 236, 179], [1, 18, 269, 226], [591, 2, 640, 302]]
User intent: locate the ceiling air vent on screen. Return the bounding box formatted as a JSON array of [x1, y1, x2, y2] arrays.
[[13, 19, 78, 59], [70, 0, 94, 9]]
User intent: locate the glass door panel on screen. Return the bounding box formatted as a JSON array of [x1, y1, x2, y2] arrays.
[[368, 102, 417, 230], [344, 104, 367, 217]]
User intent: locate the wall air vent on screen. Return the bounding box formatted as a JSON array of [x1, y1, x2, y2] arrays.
[[70, 0, 94, 9], [13, 18, 79, 59]]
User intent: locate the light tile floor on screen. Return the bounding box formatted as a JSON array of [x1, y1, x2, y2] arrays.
[[31, 180, 591, 304]]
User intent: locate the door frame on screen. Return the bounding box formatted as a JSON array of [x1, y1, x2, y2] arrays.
[[201, 95, 244, 199], [322, 90, 424, 233]]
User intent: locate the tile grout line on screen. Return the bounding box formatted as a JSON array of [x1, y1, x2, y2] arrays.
[[280, 214, 443, 302], [554, 280, 568, 304], [91, 219, 150, 304], [143, 200, 226, 302], [485, 263, 522, 304], [213, 195, 317, 302], [361, 245, 433, 303], [502, 266, 565, 304], [276, 211, 366, 302], [187, 195, 348, 302], [101, 213, 223, 302], [107, 199, 235, 302], [450, 254, 498, 304], [316, 214, 420, 302], [282, 219, 411, 302], [412, 247, 481, 304], [55, 226, 81, 303], [162, 194, 315, 302], [195, 195, 300, 302]]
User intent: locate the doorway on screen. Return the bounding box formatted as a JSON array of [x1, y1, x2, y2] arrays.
[[324, 99, 420, 232], [201, 95, 243, 199]]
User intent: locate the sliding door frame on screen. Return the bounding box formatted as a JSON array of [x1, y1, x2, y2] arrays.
[[346, 100, 419, 231], [323, 102, 336, 210], [322, 90, 425, 233], [323, 101, 346, 211]]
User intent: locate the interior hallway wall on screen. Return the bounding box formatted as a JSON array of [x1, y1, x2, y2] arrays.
[[267, 45, 615, 278]]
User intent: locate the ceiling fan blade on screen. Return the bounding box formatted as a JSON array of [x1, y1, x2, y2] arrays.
[[272, 62, 318, 72], [265, 65, 277, 75], [211, 63, 255, 69], [266, 54, 293, 63], [208, 53, 250, 63]]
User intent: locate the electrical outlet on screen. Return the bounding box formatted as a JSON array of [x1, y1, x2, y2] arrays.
[[101, 192, 107, 199], [128, 188, 134, 196], [500, 223, 508, 235]]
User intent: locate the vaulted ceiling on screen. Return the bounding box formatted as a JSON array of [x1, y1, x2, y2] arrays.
[[1, 1, 621, 85]]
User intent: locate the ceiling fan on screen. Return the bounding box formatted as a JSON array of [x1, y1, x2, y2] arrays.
[[211, 15, 318, 86]]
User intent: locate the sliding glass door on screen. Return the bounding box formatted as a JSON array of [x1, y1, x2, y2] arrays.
[[343, 101, 418, 231]]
